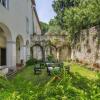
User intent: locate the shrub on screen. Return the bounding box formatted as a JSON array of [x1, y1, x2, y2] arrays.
[[26, 57, 43, 66], [26, 57, 35, 66], [46, 55, 56, 63], [51, 68, 61, 76]]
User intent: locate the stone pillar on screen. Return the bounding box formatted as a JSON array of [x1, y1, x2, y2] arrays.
[[7, 41, 16, 70]]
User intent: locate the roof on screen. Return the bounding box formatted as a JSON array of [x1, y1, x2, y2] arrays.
[[32, 0, 42, 34], [31, 0, 36, 5]]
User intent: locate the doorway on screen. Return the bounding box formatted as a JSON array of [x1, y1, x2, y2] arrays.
[[0, 48, 6, 66]]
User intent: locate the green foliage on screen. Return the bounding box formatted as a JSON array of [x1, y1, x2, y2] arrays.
[[26, 57, 43, 66], [26, 57, 35, 66], [51, 68, 61, 76], [48, 19, 67, 35], [48, 25, 62, 35], [40, 22, 49, 34], [49, 19, 58, 26], [52, 0, 100, 43], [46, 55, 56, 62]]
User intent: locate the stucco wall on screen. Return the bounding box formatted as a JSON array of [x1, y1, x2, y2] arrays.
[[71, 26, 100, 65], [0, 0, 34, 42], [0, 0, 35, 69]]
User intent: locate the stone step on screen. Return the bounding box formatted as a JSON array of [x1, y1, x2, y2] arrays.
[[6, 69, 17, 78], [0, 67, 9, 75]]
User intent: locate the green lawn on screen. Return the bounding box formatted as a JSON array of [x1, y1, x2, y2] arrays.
[[0, 63, 100, 99], [0, 66, 51, 100], [64, 62, 98, 80]]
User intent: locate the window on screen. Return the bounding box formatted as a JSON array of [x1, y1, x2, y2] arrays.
[[26, 17, 29, 34], [0, 0, 9, 8]]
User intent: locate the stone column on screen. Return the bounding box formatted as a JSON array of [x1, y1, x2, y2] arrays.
[[7, 41, 16, 70]]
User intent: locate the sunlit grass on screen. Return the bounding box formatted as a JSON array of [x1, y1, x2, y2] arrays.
[[0, 64, 100, 99], [11, 66, 50, 86], [0, 66, 51, 99], [64, 62, 98, 80]]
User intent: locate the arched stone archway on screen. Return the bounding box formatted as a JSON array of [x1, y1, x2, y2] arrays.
[[16, 35, 24, 65], [0, 23, 12, 67], [44, 42, 58, 61], [32, 44, 44, 60], [0, 23, 12, 41]]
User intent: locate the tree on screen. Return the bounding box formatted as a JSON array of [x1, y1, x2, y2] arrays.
[[40, 22, 49, 34], [52, 0, 100, 43]]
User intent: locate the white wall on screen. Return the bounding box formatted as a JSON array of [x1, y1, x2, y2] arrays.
[[0, 0, 33, 41], [0, 0, 34, 69]]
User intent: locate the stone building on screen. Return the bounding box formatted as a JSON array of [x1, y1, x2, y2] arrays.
[[0, 0, 41, 74]]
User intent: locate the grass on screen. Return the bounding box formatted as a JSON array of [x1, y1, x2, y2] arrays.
[[0, 66, 51, 100], [64, 62, 98, 80], [0, 63, 100, 99], [11, 66, 51, 87]]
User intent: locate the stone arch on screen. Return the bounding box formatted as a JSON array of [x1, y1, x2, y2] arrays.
[[32, 44, 44, 61], [0, 23, 12, 41], [16, 35, 24, 65], [16, 35, 24, 46], [44, 40, 57, 61], [0, 23, 12, 66]]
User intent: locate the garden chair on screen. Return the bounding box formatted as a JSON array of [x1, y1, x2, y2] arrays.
[[34, 64, 42, 74], [40, 62, 46, 69]]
